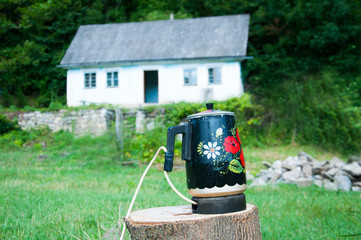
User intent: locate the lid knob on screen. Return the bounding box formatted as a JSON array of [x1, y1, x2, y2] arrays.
[[206, 103, 214, 110]]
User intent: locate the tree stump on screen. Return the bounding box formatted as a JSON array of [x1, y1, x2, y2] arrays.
[[125, 204, 262, 240]]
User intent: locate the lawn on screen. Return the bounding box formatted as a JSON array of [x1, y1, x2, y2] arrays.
[[0, 131, 360, 239]]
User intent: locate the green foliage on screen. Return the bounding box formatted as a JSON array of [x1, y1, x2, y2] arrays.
[[251, 71, 361, 154], [1, 0, 361, 153], [112, 94, 262, 161], [216, 95, 264, 143], [48, 101, 63, 111], [2, 0, 360, 108], [124, 126, 167, 160], [145, 94, 262, 147], [0, 127, 53, 148], [162, 101, 204, 126], [0, 115, 16, 135], [0, 0, 130, 107]]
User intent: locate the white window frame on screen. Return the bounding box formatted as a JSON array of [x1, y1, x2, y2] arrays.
[[208, 67, 221, 84], [84, 72, 96, 88], [106, 71, 119, 87], [183, 68, 197, 86]]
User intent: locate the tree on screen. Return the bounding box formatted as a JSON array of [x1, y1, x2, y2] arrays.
[[0, 0, 128, 107]]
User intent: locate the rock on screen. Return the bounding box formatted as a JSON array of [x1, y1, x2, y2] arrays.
[[284, 156, 295, 163], [273, 176, 285, 184], [246, 172, 255, 181], [342, 162, 361, 178], [60, 152, 71, 157], [274, 168, 283, 175], [312, 161, 328, 175], [146, 121, 155, 130], [334, 175, 351, 192], [262, 161, 272, 168], [323, 180, 338, 191], [353, 181, 361, 187], [352, 186, 361, 192], [272, 160, 282, 170], [282, 167, 302, 183], [348, 155, 361, 165], [296, 178, 313, 187], [302, 164, 313, 178], [37, 154, 49, 160], [282, 159, 298, 171], [268, 171, 282, 184], [296, 156, 308, 166], [335, 169, 348, 176], [250, 176, 267, 186], [313, 174, 323, 180], [322, 167, 339, 180], [260, 168, 274, 180], [282, 162, 294, 171], [251, 153, 359, 190], [298, 151, 317, 163], [313, 179, 323, 188], [329, 157, 345, 168]]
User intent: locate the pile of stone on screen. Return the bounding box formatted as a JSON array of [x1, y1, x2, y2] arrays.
[[250, 152, 361, 192]]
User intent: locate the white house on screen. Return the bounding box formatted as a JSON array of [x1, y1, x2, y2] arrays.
[[59, 14, 250, 107]]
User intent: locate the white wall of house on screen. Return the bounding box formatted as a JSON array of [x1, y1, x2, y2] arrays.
[[66, 61, 244, 107]]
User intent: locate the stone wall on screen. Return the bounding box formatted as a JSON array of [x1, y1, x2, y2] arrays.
[[17, 108, 114, 136], [12, 108, 160, 136]]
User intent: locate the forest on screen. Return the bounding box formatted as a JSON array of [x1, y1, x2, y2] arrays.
[[1, 0, 361, 153]]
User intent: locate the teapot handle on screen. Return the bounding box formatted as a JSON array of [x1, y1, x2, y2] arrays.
[[164, 123, 192, 172]]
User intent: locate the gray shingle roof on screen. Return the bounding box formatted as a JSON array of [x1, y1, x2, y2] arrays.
[[60, 14, 250, 68]]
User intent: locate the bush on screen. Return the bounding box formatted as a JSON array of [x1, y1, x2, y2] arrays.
[[124, 125, 167, 161], [0, 127, 53, 148], [0, 114, 16, 135], [250, 70, 361, 154], [48, 102, 63, 111]]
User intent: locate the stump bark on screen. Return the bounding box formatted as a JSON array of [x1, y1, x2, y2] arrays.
[[125, 204, 262, 240]]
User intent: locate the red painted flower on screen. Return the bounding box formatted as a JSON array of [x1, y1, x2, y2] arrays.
[[240, 149, 245, 167], [236, 129, 241, 144], [236, 129, 245, 166], [223, 136, 240, 154]]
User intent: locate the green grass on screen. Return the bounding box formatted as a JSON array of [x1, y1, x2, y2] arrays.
[[0, 131, 360, 239]]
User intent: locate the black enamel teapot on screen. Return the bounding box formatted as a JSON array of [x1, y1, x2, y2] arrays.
[[164, 103, 247, 214]]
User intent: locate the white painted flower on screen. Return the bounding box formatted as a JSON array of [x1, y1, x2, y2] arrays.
[[216, 128, 223, 137], [203, 142, 221, 159]]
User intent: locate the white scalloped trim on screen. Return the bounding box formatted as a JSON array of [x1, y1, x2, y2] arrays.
[[188, 183, 247, 197]]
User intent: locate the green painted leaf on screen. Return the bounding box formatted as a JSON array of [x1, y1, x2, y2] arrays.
[[229, 159, 243, 173]]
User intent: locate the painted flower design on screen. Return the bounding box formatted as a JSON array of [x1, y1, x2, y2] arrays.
[[203, 142, 221, 159], [240, 149, 245, 167], [236, 129, 241, 144], [236, 129, 245, 167], [223, 136, 240, 154], [216, 128, 223, 137]]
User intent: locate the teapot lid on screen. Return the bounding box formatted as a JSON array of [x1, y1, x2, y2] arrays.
[[187, 103, 234, 119]]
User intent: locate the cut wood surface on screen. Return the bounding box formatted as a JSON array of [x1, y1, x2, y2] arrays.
[[125, 204, 262, 240]]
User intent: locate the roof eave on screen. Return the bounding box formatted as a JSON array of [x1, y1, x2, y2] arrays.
[[57, 56, 253, 69]]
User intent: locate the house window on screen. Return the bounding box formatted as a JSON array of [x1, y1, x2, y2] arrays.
[[107, 72, 119, 87], [85, 73, 96, 88], [208, 67, 221, 84], [184, 69, 197, 85]]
